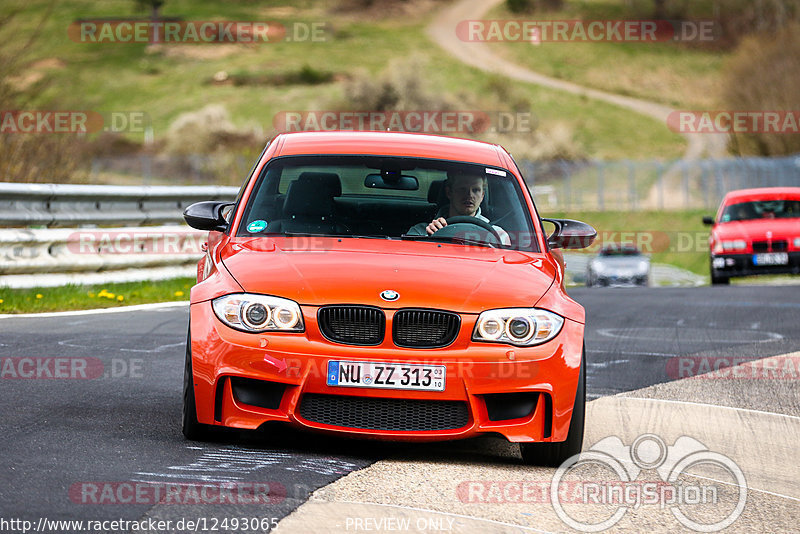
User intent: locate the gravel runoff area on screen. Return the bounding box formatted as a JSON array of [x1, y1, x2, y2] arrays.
[[277, 352, 800, 533]]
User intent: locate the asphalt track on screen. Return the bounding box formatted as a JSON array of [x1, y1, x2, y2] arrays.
[[1, 285, 798, 532]]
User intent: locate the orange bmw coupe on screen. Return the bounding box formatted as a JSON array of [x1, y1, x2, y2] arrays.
[[182, 131, 596, 465]]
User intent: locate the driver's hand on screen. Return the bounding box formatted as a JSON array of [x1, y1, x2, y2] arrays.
[[426, 217, 447, 235]]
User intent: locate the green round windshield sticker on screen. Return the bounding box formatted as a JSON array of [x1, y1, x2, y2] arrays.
[[247, 220, 268, 233]]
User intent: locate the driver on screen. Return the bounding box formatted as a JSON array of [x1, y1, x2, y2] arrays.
[[411, 171, 511, 245]]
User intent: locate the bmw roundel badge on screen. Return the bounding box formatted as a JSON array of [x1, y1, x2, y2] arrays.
[[380, 290, 399, 301]]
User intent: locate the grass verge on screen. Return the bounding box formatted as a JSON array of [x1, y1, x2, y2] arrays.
[[7, 0, 686, 168], [486, 0, 727, 109], [0, 277, 194, 314]]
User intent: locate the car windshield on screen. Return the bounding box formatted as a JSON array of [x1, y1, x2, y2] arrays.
[[236, 155, 539, 251], [600, 245, 641, 257], [721, 199, 800, 222]]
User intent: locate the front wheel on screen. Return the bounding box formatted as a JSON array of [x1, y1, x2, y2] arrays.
[[520, 350, 585, 467], [710, 270, 730, 286], [182, 327, 216, 441]]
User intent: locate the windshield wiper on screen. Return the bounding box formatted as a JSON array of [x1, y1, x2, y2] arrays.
[[282, 232, 392, 240], [400, 234, 501, 249]]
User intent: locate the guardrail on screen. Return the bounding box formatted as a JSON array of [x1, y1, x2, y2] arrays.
[[0, 183, 238, 288], [0, 182, 238, 227], [519, 155, 800, 211]]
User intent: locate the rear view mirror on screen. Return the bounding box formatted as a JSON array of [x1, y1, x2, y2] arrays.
[[543, 218, 597, 250], [364, 173, 419, 191], [702, 216, 715, 226]]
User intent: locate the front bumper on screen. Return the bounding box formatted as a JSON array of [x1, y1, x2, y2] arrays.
[[189, 302, 584, 444], [594, 275, 648, 287], [711, 252, 800, 278]]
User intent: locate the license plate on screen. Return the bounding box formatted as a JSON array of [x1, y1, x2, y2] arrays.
[[753, 252, 789, 266], [327, 360, 445, 391]]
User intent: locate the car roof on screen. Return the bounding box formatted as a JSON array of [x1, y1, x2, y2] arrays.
[[722, 187, 800, 203], [272, 131, 506, 167], [601, 243, 640, 252]]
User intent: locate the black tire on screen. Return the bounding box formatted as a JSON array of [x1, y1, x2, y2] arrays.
[[182, 328, 215, 441], [520, 350, 585, 467], [710, 269, 730, 286]]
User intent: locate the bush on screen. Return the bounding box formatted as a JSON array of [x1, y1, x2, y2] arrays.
[[221, 64, 334, 87], [507, 0, 563, 13], [490, 122, 585, 161], [506, 0, 533, 13], [342, 56, 457, 112], [0, 10, 87, 183], [0, 134, 87, 183], [163, 104, 260, 155], [722, 24, 800, 156]]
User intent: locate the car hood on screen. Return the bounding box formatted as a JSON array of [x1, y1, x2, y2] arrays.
[[591, 256, 649, 270], [219, 237, 557, 313], [714, 219, 800, 241]]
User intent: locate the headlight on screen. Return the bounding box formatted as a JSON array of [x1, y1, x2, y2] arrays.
[[794, 237, 800, 248], [212, 294, 304, 333], [721, 240, 747, 251], [473, 308, 564, 346]]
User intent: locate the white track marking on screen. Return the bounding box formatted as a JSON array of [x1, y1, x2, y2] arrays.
[[680, 472, 800, 503], [596, 327, 783, 343], [589, 349, 676, 357], [0, 301, 188, 319], [587, 359, 630, 368], [612, 396, 800, 422], [608, 453, 800, 503]]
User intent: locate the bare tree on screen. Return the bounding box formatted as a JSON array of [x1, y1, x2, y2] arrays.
[[134, 0, 166, 20], [0, 7, 87, 183], [653, 0, 668, 18]]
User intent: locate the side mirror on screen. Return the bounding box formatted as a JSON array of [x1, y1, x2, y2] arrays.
[[702, 216, 715, 226], [543, 218, 597, 250], [183, 201, 234, 232]]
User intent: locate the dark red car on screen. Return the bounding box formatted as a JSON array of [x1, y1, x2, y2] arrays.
[[704, 187, 800, 285]]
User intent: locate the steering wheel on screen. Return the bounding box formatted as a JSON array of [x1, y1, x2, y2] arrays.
[[435, 215, 503, 244]]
